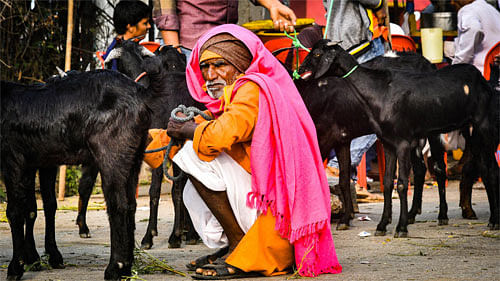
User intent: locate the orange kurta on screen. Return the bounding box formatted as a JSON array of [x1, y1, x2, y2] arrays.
[[192, 81, 260, 173]]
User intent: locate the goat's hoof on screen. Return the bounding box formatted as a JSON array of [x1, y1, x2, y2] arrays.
[[407, 217, 415, 224], [7, 260, 24, 280], [336, 224, 349, 231], [104, 262, 131, 280], [488, 223, 500, 230], [140, 242, 152, 250], [186, 238, 198, 245], [374, 230, 386, 236], [51, 262, 65, 269], [79, 232, 91, 239], [168, 241, 181, 249], [394, 231, 408, 238], [438, 219, 449, 226], [462, 209, 477, 220], [48, 253, 65, 269]]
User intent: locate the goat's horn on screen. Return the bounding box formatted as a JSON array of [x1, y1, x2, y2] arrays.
[[140, 46, 155, 57], [56, 66, 67, 77], [104, 48, 123, 63]]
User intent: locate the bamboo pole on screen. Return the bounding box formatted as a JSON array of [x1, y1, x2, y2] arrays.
[[58, 0, 74, 201], [384, 0, 392, 46]]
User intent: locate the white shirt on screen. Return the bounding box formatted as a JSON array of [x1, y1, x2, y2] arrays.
[[452, 0, 500, 74]]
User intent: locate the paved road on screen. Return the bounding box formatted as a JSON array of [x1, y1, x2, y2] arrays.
[[0, 180, 498, 280]]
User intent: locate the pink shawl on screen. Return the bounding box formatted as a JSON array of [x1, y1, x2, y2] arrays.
[[186, 24, 342, 276]]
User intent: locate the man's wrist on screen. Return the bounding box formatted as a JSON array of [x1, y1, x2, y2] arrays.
[[181, 122, 197, 140]]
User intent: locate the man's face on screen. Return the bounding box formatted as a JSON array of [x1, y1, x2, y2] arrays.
[[126, 17, 151, 40], [200, 58, 242, 99]]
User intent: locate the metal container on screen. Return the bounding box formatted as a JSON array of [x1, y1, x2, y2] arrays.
[[421, 12, 457, 31]]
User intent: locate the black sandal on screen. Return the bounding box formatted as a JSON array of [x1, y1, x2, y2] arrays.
[[185, 247, 229, 271], [191, 262, 260, 280]]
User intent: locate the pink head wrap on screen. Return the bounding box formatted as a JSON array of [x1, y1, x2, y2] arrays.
[[186, 24, 342, 277]]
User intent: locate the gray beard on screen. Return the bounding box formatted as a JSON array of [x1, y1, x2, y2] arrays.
[[205, 80, 227, 99]]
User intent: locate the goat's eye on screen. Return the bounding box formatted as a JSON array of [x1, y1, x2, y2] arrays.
[[314, 53, 321, 57]]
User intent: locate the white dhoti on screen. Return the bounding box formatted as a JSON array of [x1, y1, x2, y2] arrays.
[[172, 141, 258, 249]]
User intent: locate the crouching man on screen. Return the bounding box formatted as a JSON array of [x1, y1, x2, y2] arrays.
[[165, 24, 342, 279]]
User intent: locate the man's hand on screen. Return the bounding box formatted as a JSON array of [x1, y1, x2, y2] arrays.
[[167, 118, 197, 140], [257, 0, 297, 32]]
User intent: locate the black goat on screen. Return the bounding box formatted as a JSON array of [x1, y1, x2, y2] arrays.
[[1, 71, 151, 280], [298, 39, 498, 236], [72, 41, 199, 249], [293, 50, 446, 230]]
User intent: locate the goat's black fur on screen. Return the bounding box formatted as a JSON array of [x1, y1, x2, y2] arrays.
[[299, 39, 499, 236], [1, 70, 151, 280], [76, 41, 200, 250]]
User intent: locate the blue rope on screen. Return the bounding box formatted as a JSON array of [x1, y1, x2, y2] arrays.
[[144, 105, 212, 181]]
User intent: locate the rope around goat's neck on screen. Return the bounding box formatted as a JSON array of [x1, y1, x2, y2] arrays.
[[135, 72, 147, 82], [144, 105, 212, 181], [283, 29, 310, 80], [342, 65, 359, 79]]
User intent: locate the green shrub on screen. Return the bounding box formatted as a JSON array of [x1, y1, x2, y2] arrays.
[[65, 166, 82, 197]]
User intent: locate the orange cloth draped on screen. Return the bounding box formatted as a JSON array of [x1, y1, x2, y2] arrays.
[[226, 209, 294, 276]]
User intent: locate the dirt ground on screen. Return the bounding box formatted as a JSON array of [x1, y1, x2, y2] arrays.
[[0, 179, 498, 281]]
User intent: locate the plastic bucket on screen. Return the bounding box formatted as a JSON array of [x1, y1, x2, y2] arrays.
[[421, 28, 443, 63]]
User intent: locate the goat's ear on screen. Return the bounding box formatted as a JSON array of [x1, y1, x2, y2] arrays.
[[104, 48, 122, 63], [140, 46, 155, 57], [314, 53, 333, 79]]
